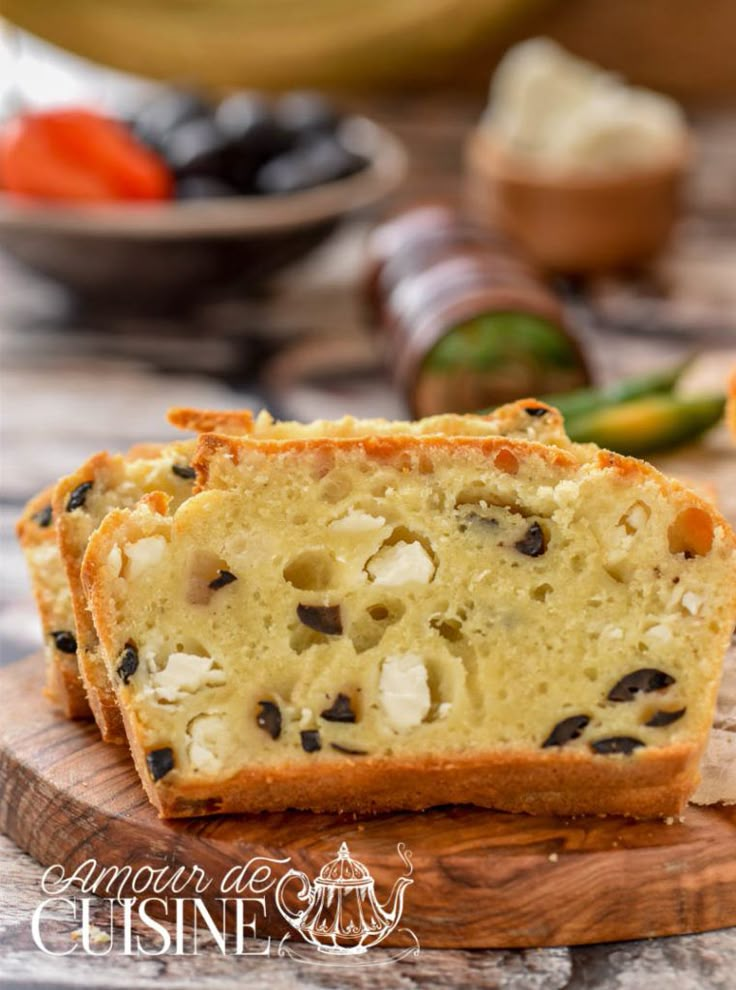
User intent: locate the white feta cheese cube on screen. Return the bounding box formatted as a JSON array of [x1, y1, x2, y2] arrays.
[[328, 510, 386, 533], [124, 536, 166, 580], [644, 623, 673, 645], [379, 653, 431, 731], [187, 713, 227, 773], [153, 652, 225, 700], [367, 541, 435, 586], [681, 591, 703, 616], [107, 545, 122, 577]]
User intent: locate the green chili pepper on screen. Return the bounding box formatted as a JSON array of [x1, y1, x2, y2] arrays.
[[541, 357, 693, 421], [542, 358, 694, 421], [565, 393, 725, 456]]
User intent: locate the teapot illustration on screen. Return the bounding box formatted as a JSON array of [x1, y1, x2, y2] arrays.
[[274, 841, 413, 954]]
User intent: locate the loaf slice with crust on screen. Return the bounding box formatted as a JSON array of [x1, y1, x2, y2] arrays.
[[166, 399, 574, 448], [82, 431, 736, 819], [53, 443, 202, 742], [47, 411, 277, 740], [57, 400, 572, 742], [16, 488, 91, 718]]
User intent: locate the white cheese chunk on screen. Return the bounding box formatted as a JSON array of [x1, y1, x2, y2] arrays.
[[681, 592, 703, 616], [124, 536, 166, 580], [367, 541, 435, 586], [32, 544, 60, 566], [602, 625, 624, 641], [485, 38, 685, 170], [187, 713, 227, 773], [107, 545, 122, 577], [329, 510, 386, 533], [644, 623, 673, 645], [153, 652, 225, 700], [623, 502, 649, 533], [379, 653, 431, 731]]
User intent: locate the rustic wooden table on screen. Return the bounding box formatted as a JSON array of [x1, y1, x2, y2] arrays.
[[0, 97, 735, 988]]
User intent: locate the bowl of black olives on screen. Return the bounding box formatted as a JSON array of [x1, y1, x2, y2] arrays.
[[0, 89, 407, 307]]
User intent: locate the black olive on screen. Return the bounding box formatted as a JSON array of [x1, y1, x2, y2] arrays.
[[300, 729, 321, 753], [254, 136, 365, 195], [172, 463, 196, 480], [175, 176, 240, 199], [607, 668, 675, 702], [320, 693, 356, 723], [208, 570, 237, 590], [274, 91, 339, 136], [645, 707, 686, 727], [215, 91, 271, 138], [131, 89, 210, 153], [50, 630, 77, 654], [256, 701, 281, 740], [32, 504, 53, 528], [331, 743, 368, 755], [215, 93, 293, 188], [146, 747, 175, 781], [590, 737, 644, 756], [524, 406, 548, 417], [163, 117, 230, 178], [542, 714, 590, 748], [297, 603, 342, 635], [514, 522, 547, 557], [116, 642, 139, 685], [66, 481, 93, 512]]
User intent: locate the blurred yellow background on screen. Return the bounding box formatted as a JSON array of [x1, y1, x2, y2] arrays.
[[5, 0, 736, 100]]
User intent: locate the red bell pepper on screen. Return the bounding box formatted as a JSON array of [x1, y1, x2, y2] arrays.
[[0, 108, 173, 203]]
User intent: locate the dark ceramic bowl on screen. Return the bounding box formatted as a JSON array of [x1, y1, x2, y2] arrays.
[[0, 117, 406, 308]]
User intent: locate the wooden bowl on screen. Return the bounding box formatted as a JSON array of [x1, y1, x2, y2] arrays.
[[465, 128, 690, 273], [0, 117, 406, 308]]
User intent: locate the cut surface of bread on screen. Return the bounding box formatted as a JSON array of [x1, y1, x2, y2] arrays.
[[53, 444, 198, 742], [82, 431, 736, 819], [16, 487, 91, 718], [57, 400, 572, 741]]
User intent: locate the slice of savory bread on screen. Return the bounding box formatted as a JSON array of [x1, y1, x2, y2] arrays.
[[16, 487, 91, 718], [52, 400, 569, 742], [166, 400, 573, 447], [81, 430, 736, 818], [54, 444, 200, 742], [46, 412, 266, 740]]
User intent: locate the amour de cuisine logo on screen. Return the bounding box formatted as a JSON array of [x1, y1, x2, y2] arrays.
[[32, 842, 420, 966]]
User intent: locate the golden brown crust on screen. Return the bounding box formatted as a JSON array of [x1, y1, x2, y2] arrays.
[[53, 452, 128, 743], [595, 448, 736, 555], [192, 431, 578, 491], [150, 741, 700, 820], [170, 400, 570, 447], [16, 487, 91, 719], [167, 407, 255, 435]]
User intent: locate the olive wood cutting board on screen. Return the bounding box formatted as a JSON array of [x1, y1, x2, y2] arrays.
[[1, 652, 734, 949]]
